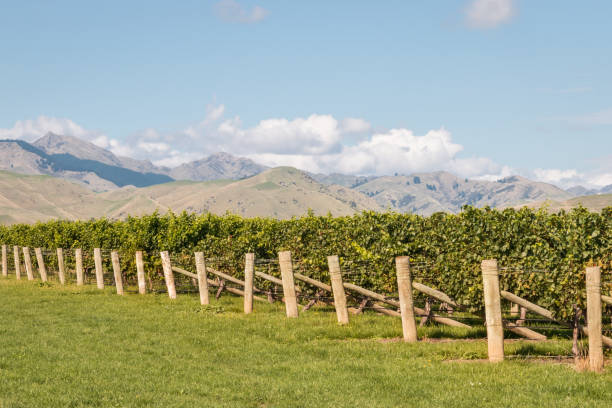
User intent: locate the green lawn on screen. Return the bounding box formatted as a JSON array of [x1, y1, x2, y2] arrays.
[[0, 278, 610, 408]]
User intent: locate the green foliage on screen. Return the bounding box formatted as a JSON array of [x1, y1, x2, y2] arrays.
[[0, 206, 610, 319]]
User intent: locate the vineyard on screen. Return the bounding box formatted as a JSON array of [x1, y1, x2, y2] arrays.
[[1, 204, 612, 407], [1, 206, 610, 321]]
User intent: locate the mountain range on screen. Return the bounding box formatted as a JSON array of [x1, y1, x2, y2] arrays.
[[0, 132, 610, 223]]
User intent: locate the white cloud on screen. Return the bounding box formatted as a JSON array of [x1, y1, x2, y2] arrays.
[[333, 128, 464, 175], [154, 151, 203, 168], [340, 118, 371, 134], [465, 0, 516, 29], [214, 0, 268, 23], [532, 168, 612, 189], [533, 168, 580, 185], [0, 116, 101, 142], [91, 135, 136, 158], [237, 126, 501, 178], [0, 116, 141, 160], [219, 114, 344, 155]]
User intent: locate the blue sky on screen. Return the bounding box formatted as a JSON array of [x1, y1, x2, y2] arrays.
[[0, 0, 610, 188]]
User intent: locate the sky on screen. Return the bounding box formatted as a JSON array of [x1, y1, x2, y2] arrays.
[[0, 0, 611, 188]]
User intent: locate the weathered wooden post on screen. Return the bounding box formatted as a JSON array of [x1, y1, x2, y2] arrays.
[[13, 246, 21, 280], [22, 247, 34, 281], [395, 256, 418, 342], [194, 252, 209, 305], [278, 251, 298, 318], [75, 248, 84, 286], [1, 244, 7, 277], [34, 248, 48, 282], [586, 266, 604, 372], [327, 255, 349, 325], [111, 251, 124, 295], [510, 303, 520, 317], [56, 248, 66, 285], [93, 248, 105, 289], [244, 253, 255, 314], [481, 259, 504, 362], [135, 251, 146, 295], [160, 251, 177, 299]]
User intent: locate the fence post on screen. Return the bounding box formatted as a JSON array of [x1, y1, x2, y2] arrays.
[[481, 259, 504, 362], [327, 255, 349, 325], [278, 251, 298, 318], [510, 303, 520, 317], [75, 248, 84, 286], [111, 251, 124, 295], [194, 252, 209, 305], [160, 251, 177, 299], [93, 248, 105, 289], [135, 251, 146, 295], [34, 248, 48, 282], [395, 256, 418, 342], [22, 247, 34, 281], [56, 248, 66, 285], [2, 245, 7, 277], [244, 253, 255, 314], [586, 266, 604, 372], [13, 246, 21, 280]]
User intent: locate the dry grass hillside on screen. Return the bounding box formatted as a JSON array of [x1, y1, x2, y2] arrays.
[[0, 171, 104, 223], [99, 167, 382, 219], [514, 193, 612, 213], [0, 168, 383, 224]]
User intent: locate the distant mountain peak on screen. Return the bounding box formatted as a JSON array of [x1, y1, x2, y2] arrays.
[[169, 151, 268, 181], [34, 132, 119, 166]]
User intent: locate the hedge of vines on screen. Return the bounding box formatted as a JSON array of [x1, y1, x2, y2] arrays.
[[1, 206, 610, 320]]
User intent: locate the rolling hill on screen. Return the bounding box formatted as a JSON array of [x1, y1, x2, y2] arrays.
[[0, 168, 382, 224], [514, 193, 612, 213]]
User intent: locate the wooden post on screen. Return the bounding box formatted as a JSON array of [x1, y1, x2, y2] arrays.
[[278, 251, 298, 318], [75, 248, 84, 286], [93, 248, 104, 289], [160, 251, 176, 299], [111, 251, 124, 295], [481, 259, 504, 362], [56, 248, 66, 285], [13, 246, 21, 280], [510, 303, 520, 317], [327, 255, 349, 325], [244, 253, 255, 314], [194, 252, 209, 305], [586, 266, 604, 372], [22, 247, 34, 281], [34, 248, 48, 282], [135, 251, 146, 294], [1, 245, 7, 277], [396, 256, 417, 342]]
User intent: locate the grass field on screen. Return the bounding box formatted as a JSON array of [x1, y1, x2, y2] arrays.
[[0, 278, 611, 407]]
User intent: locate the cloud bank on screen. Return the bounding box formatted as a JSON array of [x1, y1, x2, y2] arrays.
[[1, 107, 609, 190], [0, 116, 103, 142]]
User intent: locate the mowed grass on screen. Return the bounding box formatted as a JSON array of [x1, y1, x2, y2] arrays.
[[0, 279, 611, 408]]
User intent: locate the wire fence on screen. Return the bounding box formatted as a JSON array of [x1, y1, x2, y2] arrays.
[[2, 245, 611, 361]]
